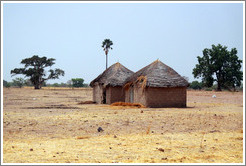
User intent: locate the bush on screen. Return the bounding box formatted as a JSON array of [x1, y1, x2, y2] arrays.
[[3, 80, 11, 88], [71, 78, 85, 87], [24, 79, 33, 86], [189, 81, 203, 90], [3, 80, 8, 87], [12, 77, 25, 88], [204, 87, 213, 91], [52, 83, 60, 87], [83, 83, 89, 87]]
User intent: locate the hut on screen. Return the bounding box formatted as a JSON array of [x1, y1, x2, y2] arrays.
[[90, 62, 134, 104], [124, 60, 189, 108]]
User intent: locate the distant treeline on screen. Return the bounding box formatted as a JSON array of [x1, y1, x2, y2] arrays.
[[3, 78, 243, 91], [188, 81, 243, 91], [3, 78, 89, 88]]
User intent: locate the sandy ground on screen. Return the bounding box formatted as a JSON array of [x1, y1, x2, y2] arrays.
[[2, 87, 244, 163]]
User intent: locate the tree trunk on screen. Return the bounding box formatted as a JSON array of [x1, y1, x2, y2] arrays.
[[216, 71, 222, 91], [34, 84, 41, 89], [217, 80, 222, 91], [34, 77, 42, 89], [106, 54, 108, 69]]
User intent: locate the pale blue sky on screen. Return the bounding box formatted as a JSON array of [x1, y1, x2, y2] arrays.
[[3, 2, 244, 84]]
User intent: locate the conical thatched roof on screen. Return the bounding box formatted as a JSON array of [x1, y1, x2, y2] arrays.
[[90, 62, 134, 87], [124, 60, 189, 88]]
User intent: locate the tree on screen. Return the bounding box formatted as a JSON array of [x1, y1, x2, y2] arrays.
[[3, 80, 8, 87], [193, 44, 243, 91], [71, 78, 84, 87], [189, 81, 203, 90], [11, 55, 65, 89], [3, 80, 11, 88], [52, 83, 60, 87], [67, 80, 73, 87], [12, 77, 25, 88], [5, 83, 11, 88], [102, 39, 113, 69], [24, 79, 33, 86], [60, 82, 67, 87], [83, 83, 89, 87]]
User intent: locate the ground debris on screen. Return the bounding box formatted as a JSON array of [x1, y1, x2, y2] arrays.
[[97, 127, 104, 132], [209, 130, 220, 133], [78, 101, 96, 104], [156, 148, 164, 152], [76, 136, 90, 139], [24, 104, 79, 109]]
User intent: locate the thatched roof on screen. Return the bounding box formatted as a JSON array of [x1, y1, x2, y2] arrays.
[[124, 60, 189, 88], [90, 62, 134, 87]]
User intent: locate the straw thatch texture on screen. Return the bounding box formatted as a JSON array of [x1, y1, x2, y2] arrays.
[[124, 60, 189, 88], [110, 102, 146, 108], [90, 63, 134, 87]]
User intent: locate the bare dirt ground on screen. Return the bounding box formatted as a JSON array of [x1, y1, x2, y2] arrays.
[[2, 87, 244, 163]]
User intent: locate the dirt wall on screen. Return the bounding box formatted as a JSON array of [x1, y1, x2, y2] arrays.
[[125, 89, 130, 103], [106, 86, 125, 104], [133, 85, 147, 105], [93, 84, 103, 104], [146, 87, 187, 108]]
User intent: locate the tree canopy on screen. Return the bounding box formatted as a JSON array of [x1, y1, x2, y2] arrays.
[[12, 77, 25, 88], [193, 44, 243, 91], [189, 81, 203, 90], [3, 80, 8, 87], [71, 78, 85, 87], [11, 55, 65, 89]]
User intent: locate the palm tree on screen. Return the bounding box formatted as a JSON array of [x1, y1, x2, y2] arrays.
[[102, 39, 113, 69]]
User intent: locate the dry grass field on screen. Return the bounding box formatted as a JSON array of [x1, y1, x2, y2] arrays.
[[2, 87, 244, 163]]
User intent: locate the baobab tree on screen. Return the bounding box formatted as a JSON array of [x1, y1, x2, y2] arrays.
[[11, 55, 65, 89]]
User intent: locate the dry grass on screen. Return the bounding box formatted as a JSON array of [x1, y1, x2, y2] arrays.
[[200, 132, 206, 149], [124, 75, 147, 91], [76, 136, 91, 139], [146, 126, 151, 134], [123, 82, 132, 90], [3, 88, 243, 163], [110, 102, 145, 108], [135, 75, 147, 89]]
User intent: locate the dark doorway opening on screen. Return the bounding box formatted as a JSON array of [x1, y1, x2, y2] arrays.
[[103, 88, 106, 104], [130, 87, 134, 103]]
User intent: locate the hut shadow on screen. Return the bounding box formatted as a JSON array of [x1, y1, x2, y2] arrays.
[[183, 106, 195, 109], [141, 106, 195, 111]]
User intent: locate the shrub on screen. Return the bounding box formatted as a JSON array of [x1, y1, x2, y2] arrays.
[[12, 77, 25, 88], [3, 80, 9, 87], [189, 81, 203, 90], [71, 78, 85, 87], [204, 87, 213, 91]]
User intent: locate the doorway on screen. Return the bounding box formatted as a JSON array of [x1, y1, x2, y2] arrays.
[[102, 88, 106, 104], [130, 87, 134, 103]]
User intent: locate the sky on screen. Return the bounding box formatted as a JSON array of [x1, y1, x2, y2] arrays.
[[2, 2, 244, 84]]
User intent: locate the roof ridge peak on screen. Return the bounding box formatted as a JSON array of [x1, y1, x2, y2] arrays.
[[124, 59, 189, 87], [90, 62, 134, 87], [152, 59, 162, 65]]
